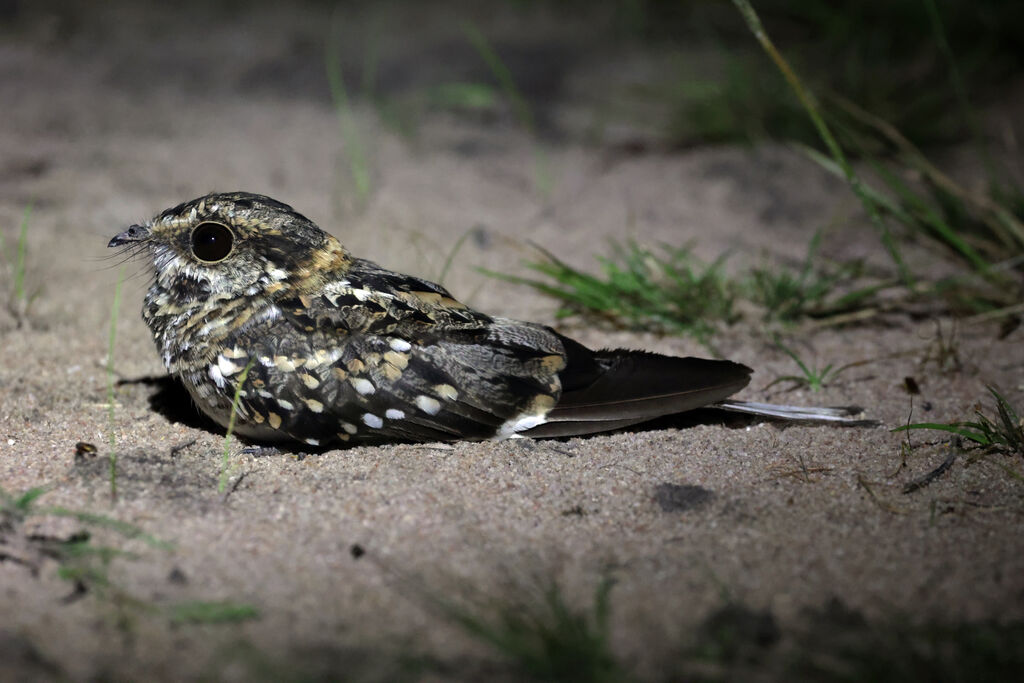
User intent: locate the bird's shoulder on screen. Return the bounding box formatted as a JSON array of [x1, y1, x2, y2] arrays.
[[278, 257, 493, 337]]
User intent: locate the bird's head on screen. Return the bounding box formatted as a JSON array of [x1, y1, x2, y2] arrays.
[[109, 192, 350, 303]]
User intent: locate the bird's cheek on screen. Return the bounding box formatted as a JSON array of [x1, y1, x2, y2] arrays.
[[205, 263, 265, 297]]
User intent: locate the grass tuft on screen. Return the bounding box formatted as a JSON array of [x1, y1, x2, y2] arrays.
[[766, 339, 852, 392], [3, 486, 261, 627], [1, 202, 36, 323], [803, 99, 1024, 288], [441, 576, 624, 683], [643, 0, 1021, 151], [745, 229, 881, 322], [894, 386, 1024, 456], [725, 0, 1023, 313], [0, 485, 171, 603], [485, 235, 890, 344], [483, 241, 737, 346]]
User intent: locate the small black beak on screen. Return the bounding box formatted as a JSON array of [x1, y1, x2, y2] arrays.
[[108, 224, 151, 248]]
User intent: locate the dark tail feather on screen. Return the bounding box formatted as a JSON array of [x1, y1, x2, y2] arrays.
[[522, 341, 752, 438]]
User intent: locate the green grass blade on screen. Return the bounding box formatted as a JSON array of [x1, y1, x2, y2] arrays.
[[828, 280, 897, 310], [57, 564, 111, 588], [106, 266, 125, 502], [59, 540, 136, 563], [14, 486, 49, 512], [923, 0, 992, 173], [731, 0, 912, 287], [987, 386, 1020, 424], [459, 20, 533, 135], [891, 422, 991, 446], [798, 228, 824, 283], [437, 227, 475, 285], [14, 202, 32, 302], [776, 340, 812, 379], [42, 506, 173, 550], [220, 358, 256, 494], [798, 144, 915, 225], [480, 267, 594, 308], [428, 82, 498, 110], [866, 156, 993, 273], [169, 600, 260, 624], [460, 20, 550, 196], [326, 8, 371, 203]]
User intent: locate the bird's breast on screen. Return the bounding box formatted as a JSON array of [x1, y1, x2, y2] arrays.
[[143, 285, 282, 376]]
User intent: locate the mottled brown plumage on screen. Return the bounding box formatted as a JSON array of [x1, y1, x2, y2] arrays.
[[109, 192, 856, 447]]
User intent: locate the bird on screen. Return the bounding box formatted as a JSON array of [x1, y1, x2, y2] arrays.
[[109, 192, 861, 447]]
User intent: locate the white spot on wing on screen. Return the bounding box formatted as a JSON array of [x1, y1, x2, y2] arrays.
[[415, 395, 441, 415], [350, 377, 375, 395], [362, 413, 383, 428], [385, 408, 405, 420], [389, 338, 412, 352], [341, 422, 358, 435]]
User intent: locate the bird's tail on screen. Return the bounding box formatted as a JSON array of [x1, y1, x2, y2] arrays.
[[522, 343, 753, 438], [519, 339, 872, 438]]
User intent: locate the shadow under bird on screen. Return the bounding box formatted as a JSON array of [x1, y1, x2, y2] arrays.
[[109, 192, 862, 447]]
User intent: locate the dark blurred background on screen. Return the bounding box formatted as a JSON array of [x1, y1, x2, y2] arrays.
[[3, 0, 1023, 321], [5, 0, 1022, 149]]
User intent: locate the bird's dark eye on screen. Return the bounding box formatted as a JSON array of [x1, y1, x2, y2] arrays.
[[190, 222, 234, 263]]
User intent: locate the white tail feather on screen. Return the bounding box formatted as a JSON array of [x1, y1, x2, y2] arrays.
[[716, 400, 868, 423]]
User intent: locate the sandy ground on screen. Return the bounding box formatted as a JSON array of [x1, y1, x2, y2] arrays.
[[1, 2, 1023, 680]]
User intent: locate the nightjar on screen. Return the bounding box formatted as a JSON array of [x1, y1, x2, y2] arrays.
[[109, 192, 857, 447]]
